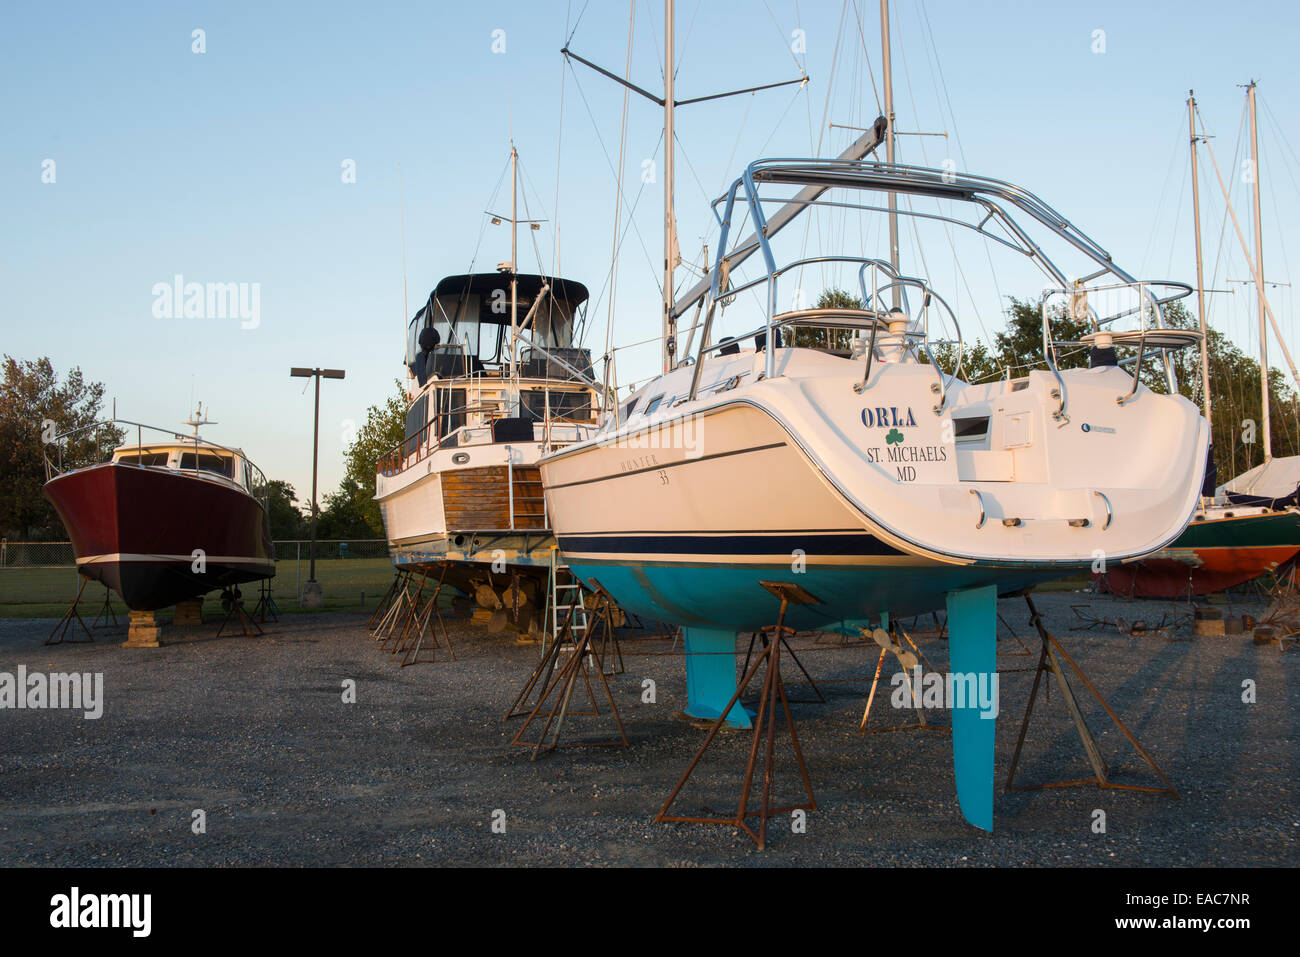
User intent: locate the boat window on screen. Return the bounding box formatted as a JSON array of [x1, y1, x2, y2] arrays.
[[643, 394, 665, 416], [116, 452, 171, 467], [521, 389, 592, 423], [179, 452, 234, 478], [436, 387, 467, 439], [405, 394, 428, 457], [530, 302, 575, 350], [434, 293, 507, 366], [953, 416, 990, 441], [621, 396, 639, 420]]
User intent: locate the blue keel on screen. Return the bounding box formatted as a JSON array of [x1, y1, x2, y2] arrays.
[[946, 584, 998, 831], [682, 627, 752, 728]]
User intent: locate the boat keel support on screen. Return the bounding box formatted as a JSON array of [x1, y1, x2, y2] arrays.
[[946, 583, 998, 831], [682, 627, 751, 728]]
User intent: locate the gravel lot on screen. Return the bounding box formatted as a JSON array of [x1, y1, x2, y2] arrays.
[[0, 592, 1296, 866]]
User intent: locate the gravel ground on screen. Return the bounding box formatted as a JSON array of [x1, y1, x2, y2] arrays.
[[0, 591, 1296, 867]]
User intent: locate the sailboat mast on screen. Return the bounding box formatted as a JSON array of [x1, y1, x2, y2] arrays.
[[663, 0, 676, 372], [880, 0, 899, 308], [1247, 80, 1271, 460], [510, 144, 520, 379], [1188, 92, 1211, 429]]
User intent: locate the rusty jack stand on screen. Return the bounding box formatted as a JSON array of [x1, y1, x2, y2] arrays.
[[655, 581, 818, 850], [585, 578, 626, 677], [216, 588, 263, 638], [740, 626, 824, 705], [1005, 594, 1178, 797], [252, 579, 279, 623], [47, 577, 94, 645], [399, 562, 455, 666], [508, 614, 628, 759], [367, 568, 410, 630]]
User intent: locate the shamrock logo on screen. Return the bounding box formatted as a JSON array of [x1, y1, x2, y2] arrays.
[[886, 428, 904, 446]]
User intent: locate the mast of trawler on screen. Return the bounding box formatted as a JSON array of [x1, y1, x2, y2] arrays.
[[1188, 92, 1212, 432], [1247, 81, 1271, 461], [510, 144, 520, 379], [662, 0, 676, 372], [880, 0, 899, 309]]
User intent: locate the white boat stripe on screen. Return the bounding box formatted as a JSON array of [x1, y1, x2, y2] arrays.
[[78, 554, 273, 565]]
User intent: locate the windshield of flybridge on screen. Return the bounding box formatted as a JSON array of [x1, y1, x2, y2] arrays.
[[405, 274, 589, 377]]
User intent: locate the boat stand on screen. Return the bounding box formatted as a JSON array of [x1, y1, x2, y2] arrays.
[[367, 569, 411, 630], [508, 614, 628, 760], [389, 569, 438, 655], [1005, 594, 1178, 797], [741, 627, 824, 704], [655, 582, 818, 850], [89, 585, 119, 629], [216, 589, 263, 638], [585, 579, 626, 677], [46, 577, 94, 645], [372, 571, 427, 652], [397, 562, 454, 666], [858, 622, 947, 735], [251, 579, 279, 623]]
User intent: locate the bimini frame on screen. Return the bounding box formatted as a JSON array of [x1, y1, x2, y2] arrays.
[[677, 158, 1195, 421]]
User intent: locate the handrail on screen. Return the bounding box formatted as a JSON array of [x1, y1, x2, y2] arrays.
[[42, 417, 270, 510], [679, 156, 1186, 415], [1093, 490, 1113, 530]]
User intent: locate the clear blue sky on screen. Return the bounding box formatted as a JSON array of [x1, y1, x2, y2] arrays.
[[4, 0, 1299, 505]]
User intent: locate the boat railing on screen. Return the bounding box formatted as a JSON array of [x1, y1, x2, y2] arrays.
[[378, 377, 602, 477], [686, 254, 962, 409], [42, 417, 270, 509], [1038, 279, 1195, 419], [681, 157, 1194, 419]]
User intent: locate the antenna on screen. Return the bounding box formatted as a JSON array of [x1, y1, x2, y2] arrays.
[[182, 402, 215, 437], [399, 163, 410, 365]]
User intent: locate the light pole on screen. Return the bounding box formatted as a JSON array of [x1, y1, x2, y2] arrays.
[[290, 366, 345, 608]]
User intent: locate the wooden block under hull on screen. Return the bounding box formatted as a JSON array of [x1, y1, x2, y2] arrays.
[[123, 610, 162, 648], [173, 598, 203, 627]]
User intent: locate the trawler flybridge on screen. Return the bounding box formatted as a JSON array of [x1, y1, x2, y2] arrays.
[[539, 156, 1210, 829]]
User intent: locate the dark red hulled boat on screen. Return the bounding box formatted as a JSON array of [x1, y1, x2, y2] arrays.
[[43, 410, 275, 611]]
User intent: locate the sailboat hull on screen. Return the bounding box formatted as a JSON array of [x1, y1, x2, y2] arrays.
[[564, 556, 1074, 633]]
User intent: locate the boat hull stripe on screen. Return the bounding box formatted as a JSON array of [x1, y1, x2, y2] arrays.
[[558, 532, 905, 556], [544, 442, 786, 491]]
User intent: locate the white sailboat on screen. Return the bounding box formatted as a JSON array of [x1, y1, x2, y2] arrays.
[[539, 0, 1209, 830]]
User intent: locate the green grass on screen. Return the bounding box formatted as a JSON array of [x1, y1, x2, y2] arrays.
[[0, 558, 400, 618]]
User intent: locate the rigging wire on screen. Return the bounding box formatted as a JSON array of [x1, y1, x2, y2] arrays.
[[599, 1, 638, 373], [1138, 112, 1189, 277], [565, 59, 662, 292]]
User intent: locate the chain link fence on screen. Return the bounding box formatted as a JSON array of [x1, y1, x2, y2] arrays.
[[0, 539, 400, 614], [0, 540, 76, 568]]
